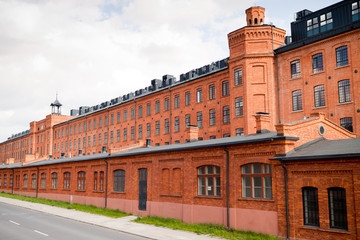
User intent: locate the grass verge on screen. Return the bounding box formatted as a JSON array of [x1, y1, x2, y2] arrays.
[[0, 192, 130, 218], [134, 216, 280, 240]]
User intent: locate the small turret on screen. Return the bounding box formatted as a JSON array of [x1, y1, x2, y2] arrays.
[[246, 6, 265, 26], [50, 94, 62, 115]]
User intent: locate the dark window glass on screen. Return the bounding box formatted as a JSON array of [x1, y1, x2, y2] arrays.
[[235, 97, 243, 116], [223, 106, 230, 124], [338, 80, 351, 103], [209, 109, 216, 126], [222, 81, 229, 96], [113, 170, 125, 192], [234, 68, 242, 85], [328, 187, 348, 230], [197, 112, 203, 128], [291, 60, 301, 79], [312, 53, 324, 73], [302, 187, 319, 226], [340, 117, 353, 132], [314, 85, 325, 107], [336, 46, 348, 67], [209, 84, 215, 100], [292, 90, 303, 111], [197, 165, 220, 196]]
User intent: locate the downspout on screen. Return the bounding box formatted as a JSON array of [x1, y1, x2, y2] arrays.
[[222, 146, 230, 229], [280, 160, 289, 240], [36, 167, 39, 198], [11, 168, 14, 194], [103, 156, 109, 209]]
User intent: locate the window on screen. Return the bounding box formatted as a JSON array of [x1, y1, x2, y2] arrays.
[[235, 68, 242, 85], [338, 80, 351, 103], [124, 110, 128, 121], [111, 113, 115, 125], [291, 60, 301, 79], [165, 119, 169, 134], [147, 103, 151, 116], [31, 174, 36, 189], [209, 109, 216, 126], [175, 116, 180, 132], [3, 174, 7, 187], [105, 116, 108, 126], [242, 163, 272, 199], [93, 135, 96, 146], [222, 81, 229, 96], [98, 133, 101, 145], [99, 171, 104, 191], [138, 125, 143, 138], [312, 53, 323, 73], [23, 174, 27, 188], [236, 128, 244, 136], [164, 98, 169, 111], [10, 174, 13, 187], [307, 17, 319, 37], [235, 97, 243, 116], [185, 91, 191, 106], [292, 90, 303, 111], [117, 112, 120, 123], [174, 95, 180, 108], [138, 106, 143, 118], [314, 85, 325, 108], [320, 12, 333, 32], [328, 188, 348, 230], [124, 128, 127, 141], [336, 46, 348, 67], [116, 129, 120, 142], [223, 106, 230, 124], [197, 165, 220, 196], [352, 1, 360, 21], [88, 136, 91, 147], [104, 132, 108, 144], [41, 173, 46, 189], [155, 101, 160, 113], [340, 117, 353, 132], [302, 187, 319, 226], [197, 112, 203, 128], [155, 121, 160, 135], [77, 171, 86, 191], [110, 131, 114, 143], [64, 172, 70, 190], [51, 172, 57, 189], [94, 119, 97, 129], [113, 170, 125, 192], [99, 118, 102, 128], [196, 89, 202, 103], [185, 114, 191, 128], [94, 172, 98, 190], [209, 84, 215, 100], [131, 108, 135, 119], [83, 122, 86, 132], [131, 126, 135, 139], [147, 123, 151, 137]]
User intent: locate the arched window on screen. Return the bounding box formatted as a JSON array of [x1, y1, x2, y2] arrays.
[[113, 170, 125, 192], [31, 174, 36, 189], [23, 174, 28, 188], [197, 165, 220, 196], [63, 172, 70, 190], [40, 173, 46, 189], [99, 171, 104, 191], [328, 187, 347, 230], [94, 171, 98, 190], [51, 172, 58, 189], [242, 163, 272, 199], [302, 187, 319, 226], [77, 171, 86, 191]]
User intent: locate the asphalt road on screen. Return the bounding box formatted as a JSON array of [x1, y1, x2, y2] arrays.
[[0, 202, 148, 240]]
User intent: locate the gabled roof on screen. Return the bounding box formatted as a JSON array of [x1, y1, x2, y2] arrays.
[[274, 137, 360, 161]]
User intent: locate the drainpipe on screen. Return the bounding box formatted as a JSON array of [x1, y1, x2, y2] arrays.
[[103, 156, 109, 209], [280, 160, 289, 240], [36, 167, 39, 198], [11, 168, 14, 194], [222, 146, 230, 229]]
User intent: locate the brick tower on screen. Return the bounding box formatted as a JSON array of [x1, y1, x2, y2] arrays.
[[227, 6, 286, 135]]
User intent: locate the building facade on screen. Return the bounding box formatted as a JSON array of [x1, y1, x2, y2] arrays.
[[1, 1, 360, 239]]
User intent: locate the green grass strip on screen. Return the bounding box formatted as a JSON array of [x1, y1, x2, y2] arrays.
[[134, 216, 280, 240], [0, 192, 130, 218]]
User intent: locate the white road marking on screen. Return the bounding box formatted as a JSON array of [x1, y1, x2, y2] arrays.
[[34, 230, 49, 237], [9, 220, 20, 225]]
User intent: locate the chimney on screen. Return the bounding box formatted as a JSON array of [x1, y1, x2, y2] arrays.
[[146, 139, 151, 147], [186, 125, 199, 142], [78, 149, 82, 156], [254, 112, 270, 134], [102, 146, 107, 153]]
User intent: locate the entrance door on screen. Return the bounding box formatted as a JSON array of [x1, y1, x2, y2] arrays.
[[138, 168, 147, 211]]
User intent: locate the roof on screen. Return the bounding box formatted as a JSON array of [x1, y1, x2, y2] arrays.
[[0, 132, 298, 169], [51, 99, 62, 107], [274, 137, 360, 161]]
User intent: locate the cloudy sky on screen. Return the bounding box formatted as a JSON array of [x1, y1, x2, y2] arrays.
[[0, 0, 339, 142]]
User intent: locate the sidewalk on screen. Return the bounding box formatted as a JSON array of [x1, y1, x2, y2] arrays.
[[0, 196, 224, 240]]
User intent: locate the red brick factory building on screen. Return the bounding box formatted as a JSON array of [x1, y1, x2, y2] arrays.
[[1, 1, 360, 239]]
